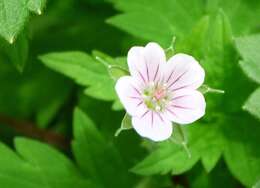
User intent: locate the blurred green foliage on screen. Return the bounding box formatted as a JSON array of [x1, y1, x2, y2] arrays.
[[0, 0, 260, 187]]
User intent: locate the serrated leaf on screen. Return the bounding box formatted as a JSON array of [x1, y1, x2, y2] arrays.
[[93, 50, 129, 80], [134, 176, 172, 188], [188, 161, 241, 188], [201, 146, 222, 173], [130, 11, 259, 186], [132, 120, 226, 176], [72, 108, 133, 188], [194, 122, 225, 173], [0, 0, 46, 43], [0, 138, 97, 188], [0, 0, 28, 43], [27, 0, 46, 15], [235, 34, 260, 120], [223, 115, 260, 187], [107, 0, 204, 47], [243, 88, 260, 120], [0, 32, 28, 72], [132, 10, 229, 177], [239, 60, 260, 84], [108, 0, 260, 47], [39, 52, 106, 85], [206, 0, 260, 35], [131, 140, 200, 176], [92, 50, 128, 69], [253, 180, 260, 188], [39, 51, 122, 107], [235, 34, 260, 84]]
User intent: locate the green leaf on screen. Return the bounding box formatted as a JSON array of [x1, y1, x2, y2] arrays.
[[39, 52, 106, 86], [0, 0, 46, 43], [193, 121, 225, 173], [135, 176, 172, 188], [131, 139, 200, 176], [243, 88, 260, 120], [92, 50, 128, 69], [199, 131, 223, 173], [201, 151, 222, 173], [39, 51, 121, 106], [188, 161, 241, 188], [0, 138, 96, 188], [132, 121, 225, 176], [0, 32, 28, 72], [235, 34, 260, 120], [176, 15, 210, 57], [239, 60, 260, 84], [206, 0, 260, 36], [253, 180, 260, 188], [111, 99, 123, 110], [0, 60, 73, 126], [132, 10, 229, 177], [0, 0, 28, 43], [107, 0, 204, 47], [72, 108, 134, 188], [108, 0, 260, 46], [93, 50, 129, 80], [131, 11, 259, 186], [223, 115, 260, 187], [235, 34, 260, 84], [0, 0, 47, 70], [27, 0, 46, 15]]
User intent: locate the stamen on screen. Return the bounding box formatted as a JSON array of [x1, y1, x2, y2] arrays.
[[142, 81, 170, 112], [155, 105, 161, 111]]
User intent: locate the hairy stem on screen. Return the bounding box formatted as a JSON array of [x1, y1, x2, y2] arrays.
[[0, 114, 70, 150]]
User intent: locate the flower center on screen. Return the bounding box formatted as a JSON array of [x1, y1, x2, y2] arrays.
[[142, 82, 170, 112]]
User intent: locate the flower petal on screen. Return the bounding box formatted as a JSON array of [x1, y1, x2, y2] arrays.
[[164, 89, 206, 124], [132, 111, 172, 141], [115, 76, 147, 117], [127, 42, 166, 83], [164, 53, 205, 91]]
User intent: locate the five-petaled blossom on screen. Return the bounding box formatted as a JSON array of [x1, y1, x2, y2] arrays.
[[115, 42, 206, 141]]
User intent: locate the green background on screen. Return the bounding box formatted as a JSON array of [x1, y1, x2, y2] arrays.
[[0, 0, 260, 187]]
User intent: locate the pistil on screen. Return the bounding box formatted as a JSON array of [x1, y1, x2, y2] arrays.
[[142, 82, 170, 112]]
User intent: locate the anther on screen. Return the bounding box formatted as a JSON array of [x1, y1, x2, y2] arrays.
[[155, 105, 161, 111]]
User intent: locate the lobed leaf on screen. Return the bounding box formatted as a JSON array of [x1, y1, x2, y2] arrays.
[[243, 88, 260, 120], [126, 7, 260, 187], [72, 108, 134, 188], [0, 0, 46, 43], [39, 51, 122, 106], [235, 34, 260, 84], [0, 138, 97, 188]]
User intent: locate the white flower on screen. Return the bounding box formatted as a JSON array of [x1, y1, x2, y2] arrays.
[[115, 42, 206, 141]]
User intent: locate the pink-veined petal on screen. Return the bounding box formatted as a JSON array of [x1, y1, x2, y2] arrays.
[[165, 89, 206, 124], [164, 53, 205, 91], [127, 42, 166, 83], [132, 111, 172, 141], [115, 76, 147, 117]]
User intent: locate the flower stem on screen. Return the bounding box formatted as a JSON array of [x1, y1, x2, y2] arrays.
[[182, 141, 191, 158], [170, 124, 191, 158]]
